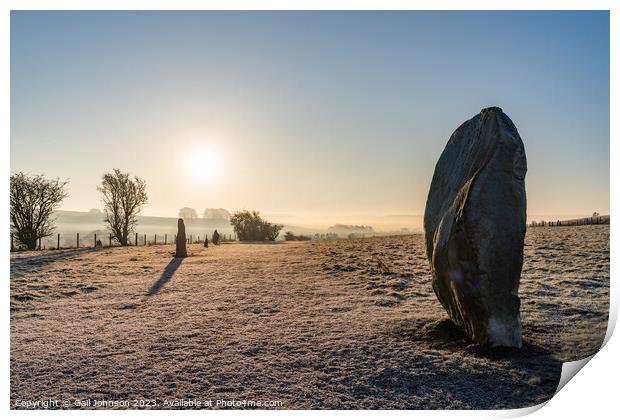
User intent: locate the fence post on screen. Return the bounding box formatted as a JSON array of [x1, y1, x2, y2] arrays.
[[144, 233, 147, 246], [190, 234, 192, 244], [77, 232, 80, 248], [109, 234, 112, 247], [94, 233, 97, 248], [135, 232, 138, 246], [38, 237, 41, 250], [11, 234, 14, 252], [57, 233, 60, 249], [165, 233, 167, 245], [154, 234, 157, 245]]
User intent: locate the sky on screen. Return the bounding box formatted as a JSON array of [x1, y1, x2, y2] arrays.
[[10, 11, 610, 227]]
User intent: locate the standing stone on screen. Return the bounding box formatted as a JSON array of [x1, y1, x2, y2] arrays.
[[424, 107, 527, 348], [212, 229, 220, 245], [204, 235, 209, 248], [175, 218, 188, 258]]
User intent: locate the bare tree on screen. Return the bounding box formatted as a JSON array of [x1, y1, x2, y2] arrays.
[[179, 207, 198, 219], [98, 169, 148, 246], [10, 172, 68, 250]]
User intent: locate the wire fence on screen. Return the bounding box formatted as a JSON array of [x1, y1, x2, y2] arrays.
[[10, 231, 237, 252], [529, 215, 610, 228]]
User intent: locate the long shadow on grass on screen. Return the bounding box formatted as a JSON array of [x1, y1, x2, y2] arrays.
[[373, 318, 563, 409], [10, 248, 102, 274], [146, 257, 183, 297], [274, 318, 561, 408]]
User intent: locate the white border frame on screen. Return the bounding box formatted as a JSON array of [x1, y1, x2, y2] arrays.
[[2, 2, 616, 419]]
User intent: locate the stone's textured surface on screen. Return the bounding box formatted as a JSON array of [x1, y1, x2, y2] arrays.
[[424, 107, 527, 348], [175, 219, 188, 258]]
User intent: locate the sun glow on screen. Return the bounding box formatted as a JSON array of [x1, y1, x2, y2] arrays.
[[188, 148, 220, 181]]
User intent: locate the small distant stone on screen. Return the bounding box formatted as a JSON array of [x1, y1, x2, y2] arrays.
[[176, 219, 188, 258]]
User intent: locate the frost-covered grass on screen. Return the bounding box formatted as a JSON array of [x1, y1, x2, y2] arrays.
[[10, 226, 609, 409]]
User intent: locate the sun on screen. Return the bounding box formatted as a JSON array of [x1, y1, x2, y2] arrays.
[[188, 148, 219, 181]]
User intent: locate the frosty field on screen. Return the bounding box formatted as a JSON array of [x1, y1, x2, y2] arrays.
[[10, 226, 609, 409]]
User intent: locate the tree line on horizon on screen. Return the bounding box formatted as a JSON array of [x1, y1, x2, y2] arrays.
[[178, 207, 231, 221], [10, 170, 283, 250]]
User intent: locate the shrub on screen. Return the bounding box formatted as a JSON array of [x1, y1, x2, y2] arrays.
[[284, 231, 312, 241], [230, 210, 283, 241]]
